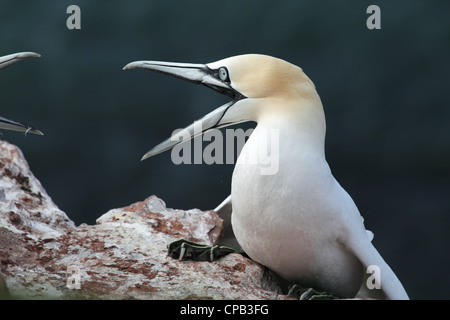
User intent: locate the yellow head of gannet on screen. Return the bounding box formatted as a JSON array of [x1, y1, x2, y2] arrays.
[[0, 52, 43, 135], [124, 54, 409, 300]]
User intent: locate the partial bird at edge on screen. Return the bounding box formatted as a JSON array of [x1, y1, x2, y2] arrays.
[[0, 52, 43, 136]]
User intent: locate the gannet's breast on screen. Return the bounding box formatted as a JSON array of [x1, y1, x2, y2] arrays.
[[231, 123, 363, 298]]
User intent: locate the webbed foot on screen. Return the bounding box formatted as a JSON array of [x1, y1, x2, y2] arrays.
[[168, 239, 245, 262], [288, 284, 338, 300]]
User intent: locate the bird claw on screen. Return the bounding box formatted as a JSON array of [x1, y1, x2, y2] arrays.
[[288, 285, 338, 300], [167, 239, 244, 262]]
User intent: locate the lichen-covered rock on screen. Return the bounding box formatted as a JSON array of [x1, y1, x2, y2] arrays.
[[0, 141, 75, 236], [0, 140, 286, 300]]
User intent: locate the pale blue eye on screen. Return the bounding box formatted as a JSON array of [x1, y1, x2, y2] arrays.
[[218, 67, 228, 81]]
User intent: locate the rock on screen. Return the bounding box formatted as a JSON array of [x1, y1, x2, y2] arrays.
[[0, 141, 75, 235], [0, 140, 286, 299]]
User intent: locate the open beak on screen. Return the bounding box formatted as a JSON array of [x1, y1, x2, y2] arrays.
[[123, 60, 246, 160], [0, 51, 43, 135], [0, 52, 41, 70]]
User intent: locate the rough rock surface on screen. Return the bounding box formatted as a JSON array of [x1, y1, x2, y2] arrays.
[[0, 140, 287, 299]]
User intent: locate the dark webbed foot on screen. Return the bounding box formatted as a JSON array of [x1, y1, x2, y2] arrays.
[[288, 284, 338, 300], [168, 239, 245, 262]]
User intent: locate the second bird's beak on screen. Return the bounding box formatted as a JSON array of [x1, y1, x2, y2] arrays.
[[123, 60, 246, 160], [0, 51, 43, 135], [0, 116, 43, 135], [0, 52, 41, 70]]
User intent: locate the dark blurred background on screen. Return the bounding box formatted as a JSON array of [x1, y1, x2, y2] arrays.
[[1, 1, 449, 299]]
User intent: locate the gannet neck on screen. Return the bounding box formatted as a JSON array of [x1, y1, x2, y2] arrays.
[[255, 95, 327, 158]]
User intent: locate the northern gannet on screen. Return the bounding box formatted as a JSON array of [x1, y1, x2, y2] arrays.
[[0, 52, 43, 135], [123, 54, 409, 299]]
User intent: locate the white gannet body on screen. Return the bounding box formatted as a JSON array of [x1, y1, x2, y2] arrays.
[[124, 54, 409, 299]]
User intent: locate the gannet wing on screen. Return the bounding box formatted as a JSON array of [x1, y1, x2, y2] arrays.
[[214, 195, 240, 249], [332, 180, 408, 299], [214, 195, 232, 216]]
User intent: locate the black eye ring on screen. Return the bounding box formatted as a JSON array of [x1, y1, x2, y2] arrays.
[[218, 67, 229, 82]]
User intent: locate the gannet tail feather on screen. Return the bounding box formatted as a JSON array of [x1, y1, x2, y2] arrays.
[[348, 236, 409, 300]]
